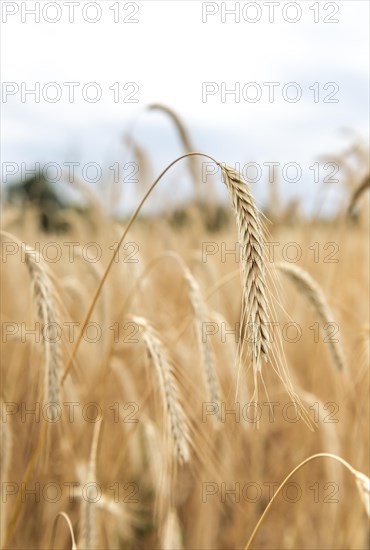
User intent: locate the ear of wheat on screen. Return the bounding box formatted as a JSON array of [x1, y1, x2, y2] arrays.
[[61, 154, 271, 386], [147, 104, 199, 196], [123, 135, 151, 191], [22, 244, 63, 415], [131, 316, 190, 464], [183, 266, 220, 406], [160, 251, 220, 407], [220, 165, 271, 370], [276, 262, 346, 372], [142, 418, 173, 531]]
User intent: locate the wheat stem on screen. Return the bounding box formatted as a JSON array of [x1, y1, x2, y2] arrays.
[[51, 512, 77, 550], [61, 154, 269, 387], [244, 453, 369, 550]]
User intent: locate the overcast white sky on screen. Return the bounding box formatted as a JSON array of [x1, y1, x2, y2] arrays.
[[1, 0, 369, 213]]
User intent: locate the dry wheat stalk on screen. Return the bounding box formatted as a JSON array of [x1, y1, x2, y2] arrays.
[[158, 251, 220, 407], [23, 245, 63, 415], [148, 104, 194, 154], [162, 508, 183, 549], [220, 165, 271, 369], [61, 154, 271, 387], [0, 399, 11, 478], [79, 419, 102, 550], [0, 400, 12, 548], [244, 453, 370, 550], [142, 418, 173, 529], [354, 470, 370, 518], [123, 135, 151, 191], [182, 266, 220, 406], [51, 512, 77, 550], [276, 262, 346, 372], [148, 104, 199, 195], [131, 316, 190, 464], [74, 249, 110, 362]]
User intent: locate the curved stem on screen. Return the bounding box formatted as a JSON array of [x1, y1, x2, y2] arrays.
[[50, 512, 77, 550], [244, 452, 358, 550], [61, 152, 220, 383]]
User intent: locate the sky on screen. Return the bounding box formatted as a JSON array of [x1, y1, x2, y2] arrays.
[[1, 0, 369, 214]]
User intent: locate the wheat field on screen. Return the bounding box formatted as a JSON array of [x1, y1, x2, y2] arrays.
[[0, 116, 369, 549]]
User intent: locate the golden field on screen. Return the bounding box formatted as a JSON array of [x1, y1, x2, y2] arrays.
[[0, 134, 369, 549]]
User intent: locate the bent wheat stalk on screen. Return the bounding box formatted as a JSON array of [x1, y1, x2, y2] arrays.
[[276, 262, 346, 372], [62, 154, 270, 389], [130, 316, 190, 464], [123, 135, 151, 191], [148, 104, 195, 157], [148, 103, 199, 196], [244, 453, 370, 550], [51, 512, 77, 550]]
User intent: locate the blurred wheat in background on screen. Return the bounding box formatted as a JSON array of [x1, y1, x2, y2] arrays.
[[0, 106, 369, 550]]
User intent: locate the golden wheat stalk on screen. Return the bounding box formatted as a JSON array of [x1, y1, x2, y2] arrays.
[[0, 399, 12, 548], [74, 249, 110, 360], [276, 262, 346, 372], [143, 251, 220, 406], [182, 266, 220, 405], [161, 508, 183, 549], [354, 470, 370, 517], [61, 154, 270, 386], [131, 316, 190, 464], [51, 512, 77, 550], [148, 104, 199, 195], [148, 104, 194, 156], [267, 169, 281, 221], [221, 165, 271, 368], [21, 244, 63, 414], [244, 453, 370, 550], [122, 135, 151, 191], [142, 417, 172, 530], [79, 419, 102, 550]]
